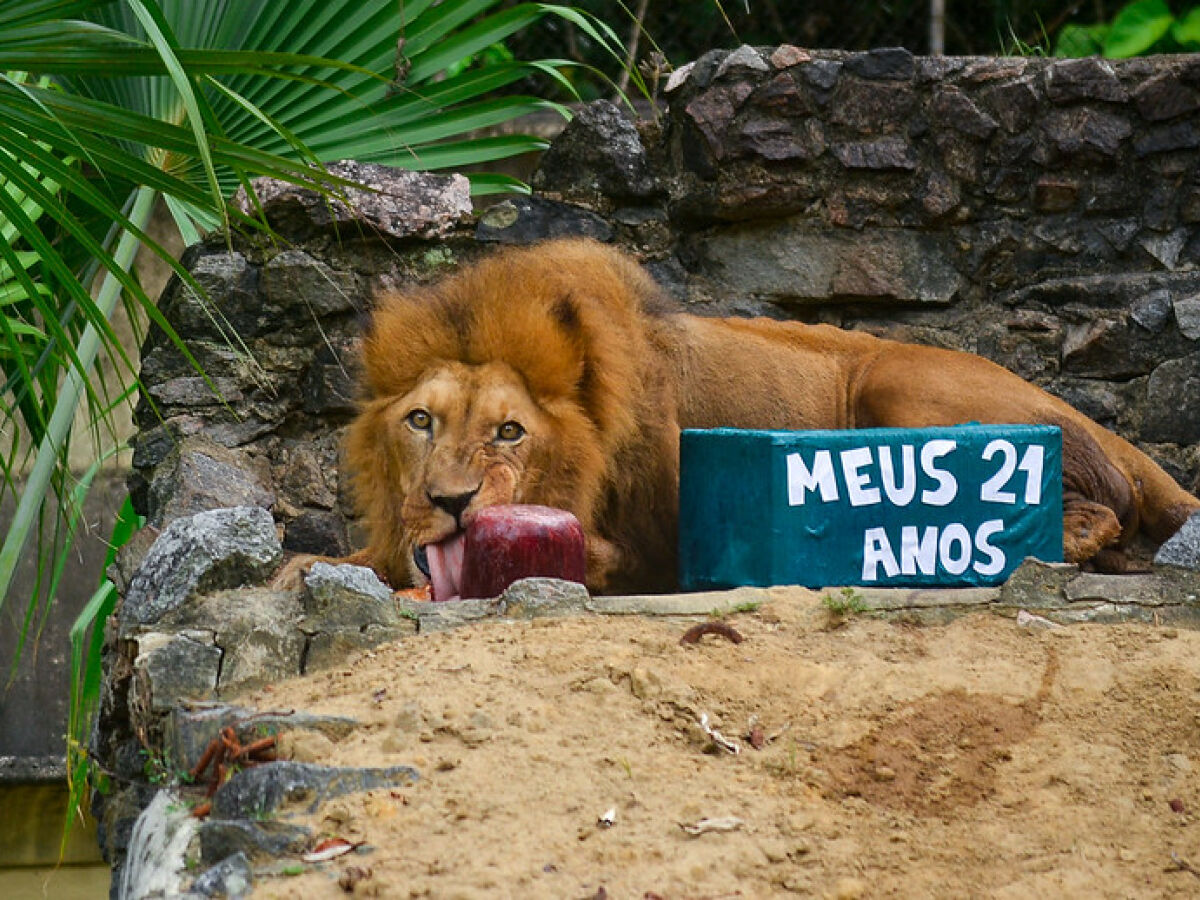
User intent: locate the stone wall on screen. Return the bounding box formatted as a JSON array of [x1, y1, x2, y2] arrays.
[[533, 47, 1200, 485], [129, 47, 1200, 544], [99, 46, 1200, 892]]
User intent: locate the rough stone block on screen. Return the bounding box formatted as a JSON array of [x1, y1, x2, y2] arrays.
[[217, 625, 305, 693], [121, 507, 283, 629], [750, 70, 818, 117], [1155, 512, 1200, 571], [1131, 290, 1173, 333], [1060, 317, 1168, 380], [694, 224, 962, 305], [304, 623, 416, 672], [844, 47, 914, 81], [832, 137, 918, 169], [236, 161, 470, 240], [932, 87, 998, 139], [1174, 295, 1200, 341], [533, 100, 659, 202], [135, 632, 222, 713], [303, 561, 400, 631], [1133, 72, 1200, 122], [1064, 568, 1200, 606], [158, 251, 261, 343], [715, 44, 769, 80], [1046, 378, 1122, 425], [282, 510, 350, 557], [475, 195, 614, 245], [301, 337, 360, 417], [164, 703, 359, 773], [682, 81, 753, 164], [801, 58, 842, 92], [209, 761, 419, 818], [145, 375, 244, 411], [261, 249, 361, 317], [1143, 354, 1200, 443], [273, 439, 340, 510], [1043, 107, 1131, 158], [197, 820, 311, 866], [1134, 122, 1200, 156], [146, 439, 274, 529], [736, 116, 825, 162], [498, 577, 590, 618], [830, 80, 915, 133], [920, 170, 961, 218], [190, 851, 253, 898], [1045, 58, 1127, 103], [1006, 271, 1200, 311], [999, 558, 1080, 609], [589, 586, 774, 617], [768, 45, 811, 69], [156, 588, 304, 696], [980, 77, 1040, 133], [411, 597, 502, 632]]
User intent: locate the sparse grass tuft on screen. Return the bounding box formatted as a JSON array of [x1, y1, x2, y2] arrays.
[[822, 586, 868, 620]]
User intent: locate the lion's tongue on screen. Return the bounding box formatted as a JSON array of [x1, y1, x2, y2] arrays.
[[427, 533, 466, 602]]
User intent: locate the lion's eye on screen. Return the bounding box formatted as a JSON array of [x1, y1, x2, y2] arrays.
[[496, 420, 525, 442], [406, 408, 433, 432]]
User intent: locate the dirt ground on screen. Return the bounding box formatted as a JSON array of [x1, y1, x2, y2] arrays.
[[238, 589, 1200, 899]]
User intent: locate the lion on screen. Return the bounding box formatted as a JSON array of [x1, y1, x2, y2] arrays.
[[343, 237, 1199, 596]]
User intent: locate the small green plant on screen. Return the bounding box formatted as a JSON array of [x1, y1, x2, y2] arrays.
[[999, 17, 1052, 57], [729, 600, 762, 615], [710, 600, 762, 619], [822, 586, 868, 619], [140, 749, 170, 785]]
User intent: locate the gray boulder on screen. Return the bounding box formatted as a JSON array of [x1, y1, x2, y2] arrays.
[[121, 507, 282, 630], [190, 851, 253, 898], [210, 761, 419, 818], [1156, 511, 1200, 571], [235, 160, 470, 240], [533, 100, 661, 203], [303, 561, 400, 630]]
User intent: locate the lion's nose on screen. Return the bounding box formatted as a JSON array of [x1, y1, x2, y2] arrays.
[[428, 488, 478, 524]]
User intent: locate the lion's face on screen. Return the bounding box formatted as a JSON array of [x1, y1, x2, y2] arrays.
[[359, 359, 566, 596], [392, 361, 545, 544]]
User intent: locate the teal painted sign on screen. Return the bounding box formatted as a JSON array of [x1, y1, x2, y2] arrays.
[[679, 424, 1063, 590]]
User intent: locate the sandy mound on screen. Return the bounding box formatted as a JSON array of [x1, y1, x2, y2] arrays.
[[238, 591, 1200, 898]]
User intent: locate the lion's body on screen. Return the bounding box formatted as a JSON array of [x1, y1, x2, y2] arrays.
[[347, 238, 1200, 594]]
